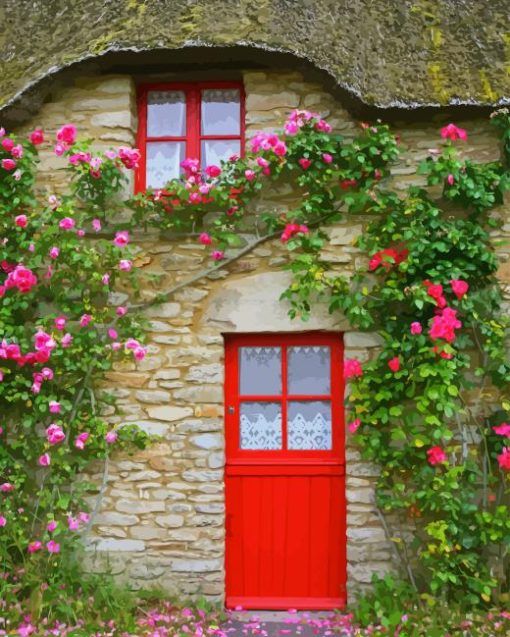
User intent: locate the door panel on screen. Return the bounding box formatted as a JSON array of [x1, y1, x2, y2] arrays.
[[225, 333, 346, 610]]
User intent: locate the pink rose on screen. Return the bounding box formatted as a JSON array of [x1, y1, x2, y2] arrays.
[[199, 232, 212, 245], [298, 158, 312, 170], [133, 346, 147, 361], [205, 165, 221, 178], [388, 357, 401, 372], [102, 273, 110, 285], [211, 250, 224, 261], [68, 517, 80, 531], [30, 129, 44, 145], [450, 279, 469, 300], [2, 158, 16, 171], [80, 314, 92, 327], [54, 316, 66, 330], [322, 153, 333, 164], [75, 432, 90, 450], [244, 170, 256, 181], [78, 512, 90, 523], [345, 358, 363, 379], [42, 367, 54, 380], [56, 124, 77, 145], [11, 144, 23, 159], [0, 483, 14, 492], [119, 259, 132, 272], [116, 306, 127, 317], [46, 540, 60, 554], [59, 217, 75, 230], [28, 541, 42, 553], [348, 418, 361, 434], [440, 123, 467, 141], [0, 515, 6, 527], [49, 401, 61, 414], [38, 453, 51, 467], [15, 215, 27, 228], [1, 138, 14, 151], [427, 446, 447, 466], [493, 423, 510, 438], [92, 218, 101, 232], [497, 447, 510, 471], [108, 328, 118, 340], [410, 322, 422, 335], [49, 247, 60, 259], [47, 520, 57, 532], [111, 342, 122, 351], [61, 333, 73, 348], [46, 424, 65, 445], [105, 431, 118, 444], [113, 231, 129, 247], [447, 174, 455, 186]]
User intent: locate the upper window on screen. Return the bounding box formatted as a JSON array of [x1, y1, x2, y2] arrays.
[[135, 82, 244, 191]]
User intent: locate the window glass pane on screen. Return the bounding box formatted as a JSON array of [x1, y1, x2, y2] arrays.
[[147, 91, 186, 137], [146, 142, 185, 189], [201, 89, 240, 135], [240, 402, 282, 450], [288, 401, 332, 450], [288, 346, 331, 395], [240, 347, 281, 396], [201, 139, 240, 169]]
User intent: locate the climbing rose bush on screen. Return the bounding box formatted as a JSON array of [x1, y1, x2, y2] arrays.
[[2, 105, 510, 630]]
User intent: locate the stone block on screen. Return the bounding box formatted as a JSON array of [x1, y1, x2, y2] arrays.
[[170, 558, 223, 573], [90, 111, 133, 129], [173, 386, 223, 403], [124, 470, 162, 482], [143, 303, 181, 318], [186, 364, 223, 384], [135, 389, 171, 403], [155, 514, 185, 528], [344, 332, 384, 348], [94, 512, 139, 526], [190, 433, 223, 450], [93, 538, 145, 552], [146, 406, 193, 421], [115, 499, 165, 514]]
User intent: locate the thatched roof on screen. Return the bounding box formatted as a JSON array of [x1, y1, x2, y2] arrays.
[[1, 0, 509, 118]]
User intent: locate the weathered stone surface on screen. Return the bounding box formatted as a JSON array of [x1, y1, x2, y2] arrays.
[[143, 303, 181, 319], [170, 558, 223, 573], [155, 514, 185, 528], [190, 434, 223, 450], [94, 512, 139, 526], [344, 332, 384, 348], [92, 539, 145, 552], [115, 499, 166, 514], [146, 406, 193, 421]]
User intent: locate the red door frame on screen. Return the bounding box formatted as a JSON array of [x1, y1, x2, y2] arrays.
[[224, 332, 347, 610]]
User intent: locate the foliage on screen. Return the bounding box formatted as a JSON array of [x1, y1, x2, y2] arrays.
[[2, 105, 510, 627]]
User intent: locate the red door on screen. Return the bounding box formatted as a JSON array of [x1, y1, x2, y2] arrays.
[[225, 333, 346, 610]]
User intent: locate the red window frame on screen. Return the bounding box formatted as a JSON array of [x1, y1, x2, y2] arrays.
[[224, 332, 345, 465], [135, 81, 246, 192]]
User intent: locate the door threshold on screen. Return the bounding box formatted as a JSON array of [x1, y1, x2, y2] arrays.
[[226, 596, 346, 611]]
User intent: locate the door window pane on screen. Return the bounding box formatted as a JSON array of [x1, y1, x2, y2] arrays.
[[201, 139, 241, 169], [288, 346, 331, 395], [240, 402, 282, 450], [288, 401, 332, 450], [147, 91, 186, 137], [146, 142, 185, 189], [201, 89, 241, 135], [240, 347, 281, 395]]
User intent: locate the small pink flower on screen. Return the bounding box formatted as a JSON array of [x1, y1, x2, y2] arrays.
[[30, 129, 44, 145], [0, 515, 6, 527], [68, 517, 80, 531], [410, 322, 422, 335], [211, 250, 224, 261], [245, 170, 256, 181], [56, 124, 77, 145], [48, 195, 60, 209], [440, 123, 467, 141], [59, 217, 75, 230], [80, 314, 92, 327], [1, 158, 16, 171], [322, 153, 333, 164], [49, 401, 61, 414], [108, 328, 118, 339], [54, 142, 66, 156], [2, 138, 14, 151], [497, 447, 510, 470], [0, 483, 14, 492], [11, 144, 23, 159], [298, 158, 312, 170], [493, 423, 510, 438], [42, 367, 54, 380], [61, 333, 73, 348], [205, 165, 221, 178], [344, 358, 363, 379], [46, 424, 65, 445], [348, 418, 361, 434], [119, 259, 132, 272], [46, 540, 60, 554], [116, 306, 127, 317], [388, 357, 401, 372], [450, 279, 469, 300], [75, 432, 90, 450], [427, 446, 447, 466], [77, 229, 85, 238], [15, 214, 27, 228], [105, 431, 118, 444], [133, 346, 147, 361], [28, 541, 42, 553], [78, 512, 90, 523], [113, 231, 129, 247], [28, 242, 35, 252], [38, 453, 51, 467], [49, 246, 60, 259], [102, 273, 110, 285], [92, 218, 101, 232], [256, 157, 270, 168], [188, 191, 202, 204], [54, 316, 66, 330], [111, 342, 122, 351], [47, 520, 57, 532], [125, 338, 140, 350], [446, 174, 455, 186], [13, 169, 22, 181], [199, 232, 212, 245]]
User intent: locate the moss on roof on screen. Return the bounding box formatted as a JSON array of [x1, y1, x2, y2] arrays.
[[1, 0, 509, 113]]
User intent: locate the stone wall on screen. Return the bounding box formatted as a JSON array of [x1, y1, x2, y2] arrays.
[[13, 68, 510, 602]]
